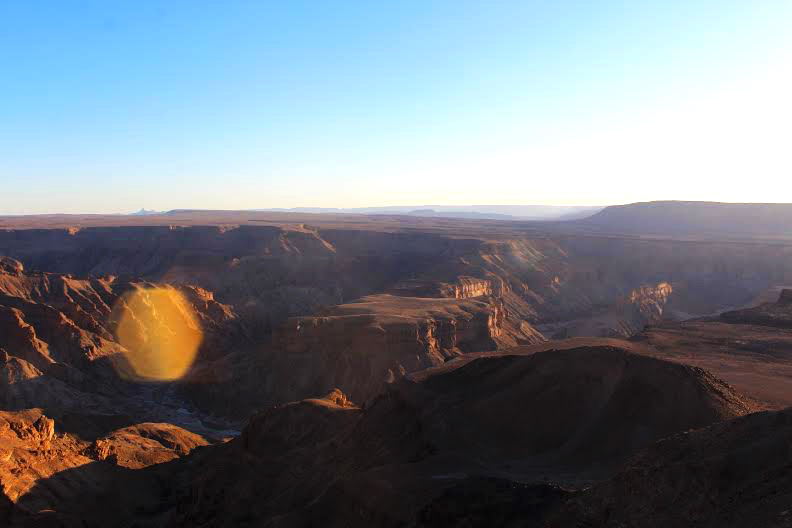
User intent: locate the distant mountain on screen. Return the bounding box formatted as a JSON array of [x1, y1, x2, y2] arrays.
[[578, 201, 792, 238], [129, 208, 161, 216], [256, 204, 604, 221], [405, 209, 516, 220]]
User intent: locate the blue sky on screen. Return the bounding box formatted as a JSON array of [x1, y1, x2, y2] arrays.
[[1, 1, 791, 213]]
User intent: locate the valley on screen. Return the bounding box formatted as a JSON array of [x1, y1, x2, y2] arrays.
[[1, 202, 792, 526]]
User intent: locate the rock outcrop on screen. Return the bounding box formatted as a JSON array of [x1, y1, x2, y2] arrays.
[[88, 422, 208, 468], [0, 262, 245, 437], [0, 257, 23, 275], [0, 410, 208, 525], [720, 289, 792, 328], [268, 294, 509, 404], [779, 288, 792, 304], [389, 276, 494, 299], [634, 289, 792, 409]]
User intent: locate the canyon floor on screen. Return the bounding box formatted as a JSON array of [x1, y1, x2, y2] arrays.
[[1, 204, 792, 526]]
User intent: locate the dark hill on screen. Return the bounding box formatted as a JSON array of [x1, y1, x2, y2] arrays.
[[554, 406, 792, 527], [580, 200, 792, 238], [75, 346, 749, 528]]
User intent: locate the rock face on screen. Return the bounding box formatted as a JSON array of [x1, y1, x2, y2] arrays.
[[2, 219, 788, 425], [0, 262, 244, 437], [181, 293, 533, 419], [539, 281, 674, 338], [4, 221, 791, 342], [720, 289, 792, 328], [88, 422, 208, 469], [0, 410, 206, 525], [0, 253, 538, 425], [779, 288, 792, 304], [0, 257, 23, 275], [268, 295, 510, 404], [633, 290, 792, 409], [389, 276, 494, 298]]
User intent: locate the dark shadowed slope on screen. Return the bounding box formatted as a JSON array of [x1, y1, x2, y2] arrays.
[[164, 347, 750, 527], [554, 406, 792, 528], [15, 345, 749, 528], [0, 409, 207, 525]]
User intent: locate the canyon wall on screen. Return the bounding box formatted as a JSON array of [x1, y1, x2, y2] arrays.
[[4, 225, 792, 337], [4, 224, 792, 420], [268, 295, 506, 404]]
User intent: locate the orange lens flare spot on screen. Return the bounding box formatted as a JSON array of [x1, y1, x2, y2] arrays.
[[112, 287, 202, 381]]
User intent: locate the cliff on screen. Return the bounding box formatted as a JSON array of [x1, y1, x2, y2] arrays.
[[268, 294, 509, 404], [719, 289, 792, 328], [388, 276, 494, 298], [5, 223, 790, 339]]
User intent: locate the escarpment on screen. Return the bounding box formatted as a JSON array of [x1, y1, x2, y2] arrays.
[[720, 289, 792, 328], [539, 281, 675, 338], [389, 276, 494, 298], [268, 295, 512, 404], [3, 218, 792, 426], [5, 222, 792, 343]]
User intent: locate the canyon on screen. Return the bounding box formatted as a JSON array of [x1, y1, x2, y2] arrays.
[[1, 202, 792, 526]]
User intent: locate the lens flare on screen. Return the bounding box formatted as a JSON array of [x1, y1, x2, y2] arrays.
[[111, 286, 202, 381]]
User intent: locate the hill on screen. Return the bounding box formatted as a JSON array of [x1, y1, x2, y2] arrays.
[[579, 201, 792, 238]]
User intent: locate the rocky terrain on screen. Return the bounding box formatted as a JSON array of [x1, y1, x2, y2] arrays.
[[0, 253, 531, 424], [1, 205, 792, 526], [634, 289, 792, 409], [3, 345, 758, 526], [0, 408, 208, 525], [0, 255, 244, 438], [553, 406, 792, 527]]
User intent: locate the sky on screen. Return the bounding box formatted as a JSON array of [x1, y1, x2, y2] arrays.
[[1, 1, 791, 214]]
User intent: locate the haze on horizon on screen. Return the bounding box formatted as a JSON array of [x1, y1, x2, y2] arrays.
[[1, 1, 791, 215]]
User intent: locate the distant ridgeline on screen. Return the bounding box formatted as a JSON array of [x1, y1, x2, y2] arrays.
[[578, 201, 792, 237]]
